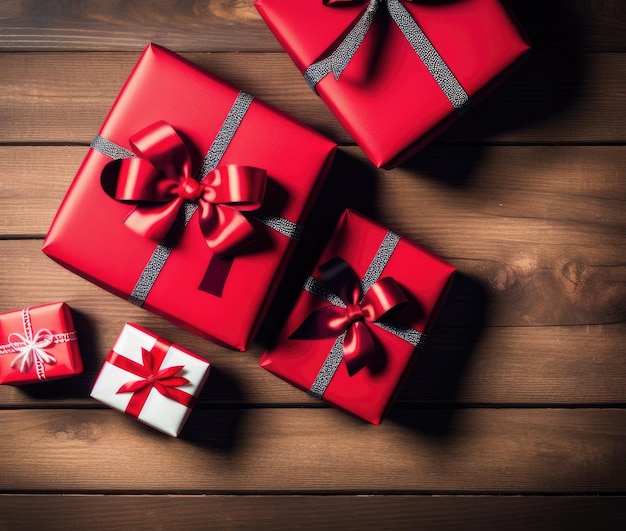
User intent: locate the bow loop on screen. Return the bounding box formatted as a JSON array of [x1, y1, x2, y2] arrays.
[[290, 257, 407, 375], [101, 121, 267, 256], [319, 257, 363, 306], [7, 328, 56, 374], [128, 121, 194, 183], [116, 347, 190, 397]]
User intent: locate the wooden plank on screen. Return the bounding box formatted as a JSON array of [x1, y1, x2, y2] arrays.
[[0, 409, 623, 492], [0, 239, 625, 407], [0, 0, 274, 52], [0, 320, 624, 408], [3, 145, 625, 238], [0, 494, 624, 530], [0, 229, 624, 330], [2, 145, 624, 325], [0, 0, 624, 52], [1, 52, 625, 145], [3, 145, 625, 237]]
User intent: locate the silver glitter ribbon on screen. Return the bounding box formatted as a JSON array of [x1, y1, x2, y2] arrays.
[[304, 230, 427, 399], [90, 91, 305, 306], [304, 0, 474, 116]]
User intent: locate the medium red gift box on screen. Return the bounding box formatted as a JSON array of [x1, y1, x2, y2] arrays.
[[255, 0, 530, 168], [0, 302, 83, 385], [43, 43, 336, 351], [260, 210, 455, 424]]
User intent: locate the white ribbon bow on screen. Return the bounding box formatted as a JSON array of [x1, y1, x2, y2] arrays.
[[8, 327, 56, 374], [0, 308, 58, 381]]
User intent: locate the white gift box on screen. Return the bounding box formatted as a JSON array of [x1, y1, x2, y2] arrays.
[[91, 323, 210, 437]]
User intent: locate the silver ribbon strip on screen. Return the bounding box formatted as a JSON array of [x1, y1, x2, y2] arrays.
[[304, 0, 473, 116], [90, 92, 304, 306], [309, 333, 346, 400], [306, 229, 426, 399], [253, 214, 304, 241]]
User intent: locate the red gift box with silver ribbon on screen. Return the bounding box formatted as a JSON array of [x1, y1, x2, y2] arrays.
[[260, 210, 455, 424], [0, 302, 82, 385], [255, 0, 530, 168], [43, 43, 336, 351], [90, 322, 210, 437]]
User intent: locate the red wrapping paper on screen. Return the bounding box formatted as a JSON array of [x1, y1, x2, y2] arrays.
[[260, 210, 456, 424], [255, 0, 530, 168], [43, 43, 336, 351], [0, 302, 83, 385]]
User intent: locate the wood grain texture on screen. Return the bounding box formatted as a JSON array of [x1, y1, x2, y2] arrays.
[[0, 0, 624, 523], [1, 495, 624, 531], [1, 227, 624, 330], [0, 0, 624, 52], [1, 52, 625, 145], [0, 409, 624, 493], [3, 145, 625, 236], [3, 144, 624, 327], [0, 262, 626, 409]]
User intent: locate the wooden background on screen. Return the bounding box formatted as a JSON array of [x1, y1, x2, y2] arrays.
[[1, 1, 625, 529]]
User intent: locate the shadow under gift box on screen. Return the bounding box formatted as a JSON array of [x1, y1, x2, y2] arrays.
[[260, 210, 456, 424], [255, 0, 530, 169], [42, 43, 336, 351]]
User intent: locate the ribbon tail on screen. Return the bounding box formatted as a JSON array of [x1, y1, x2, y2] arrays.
[[305, 0, 380, 90], [33, 347, 56, 365], [12, 352, 32, 373], [343, 322, 376, 376]]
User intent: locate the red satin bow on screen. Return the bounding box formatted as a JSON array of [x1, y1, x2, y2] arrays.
[[111, 338, 194, 418], [104, 121, 267, 257], [290, 257, 407, 375]]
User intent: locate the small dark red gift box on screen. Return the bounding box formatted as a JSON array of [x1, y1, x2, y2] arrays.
[[260, 210, 456, 424], [255, 0, 530, 168], [0, 302, 83, 385], [43, 44, 336, 351]]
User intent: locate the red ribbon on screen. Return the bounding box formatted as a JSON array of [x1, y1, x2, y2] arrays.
[[290, 257, 407, 375], [110, 337, 195, 419], [102, 121, 267, 257]]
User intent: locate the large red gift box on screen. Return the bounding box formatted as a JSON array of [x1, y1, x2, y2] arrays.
[[43, 43, 336, 351], [0, 302, 83, 385], [255, 0, 530, 168], [260, 210, 456, 424]]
